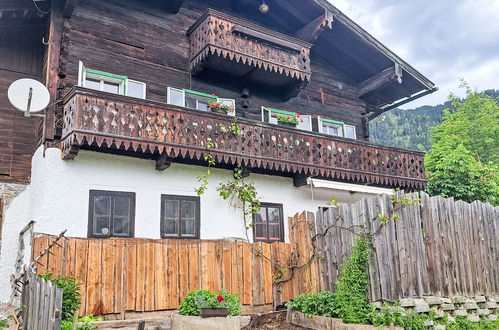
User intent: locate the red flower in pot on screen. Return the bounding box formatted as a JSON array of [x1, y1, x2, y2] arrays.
[[217, 295, 224, 302]]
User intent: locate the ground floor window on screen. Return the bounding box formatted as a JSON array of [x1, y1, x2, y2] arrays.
[[253, 203, 284, 242], [161, 195, 200, 239], [88, 190, 135, 238]]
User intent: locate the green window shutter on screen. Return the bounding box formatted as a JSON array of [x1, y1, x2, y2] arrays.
[[265, 107, 297, 117]]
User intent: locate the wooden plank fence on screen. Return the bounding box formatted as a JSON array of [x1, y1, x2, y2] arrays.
[[316, 191, 499, 302], [31, 213, 320, 316], [31, 191, 499, 315], [22, 272, 63, 330]]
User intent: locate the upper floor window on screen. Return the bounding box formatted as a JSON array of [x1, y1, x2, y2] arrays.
[[167, 87, 235, 115], [88, 190, 135, 238], [318, 117, 357, 140], [261, 106, 312, 131], [78, 61, 146, 99], [254, 203, 284, 243], [161, 195, 200, 239]]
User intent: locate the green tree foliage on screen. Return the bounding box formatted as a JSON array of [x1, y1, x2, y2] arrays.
[[425, 87, 499, 205], [370, 89, 499, 152]]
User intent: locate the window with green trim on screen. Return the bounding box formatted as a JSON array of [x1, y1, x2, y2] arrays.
[[78, 61, 146, 99], [261, 106, 311, 131], [167, 87, 235, 115]]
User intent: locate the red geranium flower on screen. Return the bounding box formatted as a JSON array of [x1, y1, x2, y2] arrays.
[[211, 93, 216, 96], [286, 116, 291, 120], [217, 295, 224, 302], [216, 104, 220, 107]]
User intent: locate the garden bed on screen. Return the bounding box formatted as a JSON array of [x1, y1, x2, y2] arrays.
[[287, 308, 403, 330], [171, 313, 250, 330]]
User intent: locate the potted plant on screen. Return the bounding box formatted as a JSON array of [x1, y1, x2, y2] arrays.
[[272, 112, 303, 128], [208, 95, 234, 114], [178, 289, 241, 318]]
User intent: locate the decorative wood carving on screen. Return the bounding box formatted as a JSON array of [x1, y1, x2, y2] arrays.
[[61, 88, 426, 190], [187, 9, 312, 83]]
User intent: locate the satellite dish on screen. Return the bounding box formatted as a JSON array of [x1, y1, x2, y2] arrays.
[[8, 78, 50, 117]]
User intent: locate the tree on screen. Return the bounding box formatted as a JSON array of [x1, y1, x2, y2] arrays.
[[425, 86, 499, 205]]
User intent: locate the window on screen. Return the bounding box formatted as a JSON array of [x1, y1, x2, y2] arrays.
[[161, 195, 200, 239], [261, 106, 311, 131], [78, 61, 146, 99], [167, 87, 236, 115], [344, 125, 356, 139], [253, 203, 284, 242], [88, 190, 135, 238], [318, 117, 344, 137]]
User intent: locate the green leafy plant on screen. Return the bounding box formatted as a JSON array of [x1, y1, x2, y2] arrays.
[[61, 315, 102, 330], [286, 291, 337, 318], [0, 317, 9, 329], [208, 95, 234, 113], [446, 316, 499, 330], [334, 238, 372, 324], [271, 112, 303, 125], [217, 167, 261, 218], [179, 289, 241, 316], [39, 272, 81, 322]]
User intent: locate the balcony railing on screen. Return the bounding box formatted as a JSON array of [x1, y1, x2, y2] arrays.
[[186, 9, 312, 93], [61, 87, 426, 190]]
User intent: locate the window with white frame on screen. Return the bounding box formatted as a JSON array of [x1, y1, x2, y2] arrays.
[[319, 118, 344, 137], [261, 106, 311, 131], [78, 61, 146, 99], [344, 125, 356, 139], [167, 87, 235, 115]]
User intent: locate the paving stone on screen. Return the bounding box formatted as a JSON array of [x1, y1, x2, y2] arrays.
[[370, 301, 383, 308], [494, 296, 499, 302], [463, 302, 479, 310], [452, 309, 468, 317], [477, 309, 490, 316], [467, 314, 480, 322], [441, 298, 452, 304], [434, 325, 446, 330], [487, 314, 497, 321], [447, 316, 455, 323], [474, 296, 486, 303], [424, 296, 442, 305], [442, 304, 455, 311], [399, 298, 416, 307], [414, 299, 430, 313], [434, 309, 445, 318]]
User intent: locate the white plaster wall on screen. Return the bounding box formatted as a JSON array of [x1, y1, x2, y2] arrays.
[[0, 146, 375, 302]]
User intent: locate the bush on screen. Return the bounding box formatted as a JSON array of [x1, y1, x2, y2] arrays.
[[61, 314, 103, 330], [446, 317, 499, 330], [179, 289, 241, 316], [39, 272, 81, 322], [334, 238, 372, 324], [286, 291, 337, 318]]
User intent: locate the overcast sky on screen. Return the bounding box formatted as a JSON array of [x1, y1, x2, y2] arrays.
[[330, 0, 499, 108]]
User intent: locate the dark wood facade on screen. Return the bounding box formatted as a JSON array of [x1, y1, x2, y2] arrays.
[[0, 0, 435, 188]]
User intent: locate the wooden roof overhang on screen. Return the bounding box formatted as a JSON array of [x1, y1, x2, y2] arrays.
[[61, 87, 427, 190], [223, 0, 437, 119], [186, 9, 313, 99]]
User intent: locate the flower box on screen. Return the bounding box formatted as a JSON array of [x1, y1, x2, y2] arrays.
[[278, 122, 297, 128], [200, 308, 229, 318]]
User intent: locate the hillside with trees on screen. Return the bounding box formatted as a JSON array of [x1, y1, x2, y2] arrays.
[[369, 89, 499, 152]]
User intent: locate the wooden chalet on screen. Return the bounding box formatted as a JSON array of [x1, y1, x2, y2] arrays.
[[0, 0, 436, 310]]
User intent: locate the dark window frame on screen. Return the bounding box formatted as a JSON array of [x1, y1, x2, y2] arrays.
[[88, 190, 136, 238], [253, 202, 285, 243], [160, 194, 201, 239]]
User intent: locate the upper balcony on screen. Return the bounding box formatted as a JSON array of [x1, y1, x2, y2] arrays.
[[186, 9, 312, 98], [61, 87, 425, 190]]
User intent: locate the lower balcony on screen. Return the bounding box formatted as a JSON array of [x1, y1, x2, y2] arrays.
[[61, 87, 426, 190]]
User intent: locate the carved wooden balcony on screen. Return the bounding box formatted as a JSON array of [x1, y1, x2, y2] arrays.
[[61, 88, 426, 190], [186, 9, 312, 97]]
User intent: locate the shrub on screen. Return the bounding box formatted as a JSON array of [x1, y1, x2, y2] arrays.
[[0, 318, 9, 329], [39, 272, 81, 322], [61, 314, 103, 330], [446, 316, 499, 330], [179, 289, 241, 316], [334, 237, 372, 324], [286, 291, 337, 318]]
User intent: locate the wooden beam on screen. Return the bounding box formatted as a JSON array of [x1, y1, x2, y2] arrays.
[[156, 153, 172, 171], [63, 0, 78, 18], [294, 13, 332, 43], [357, 66, 397, 98], [293, 174, 309, 187], [44, 0, 64, 141], [0, 0, 37, 11]]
